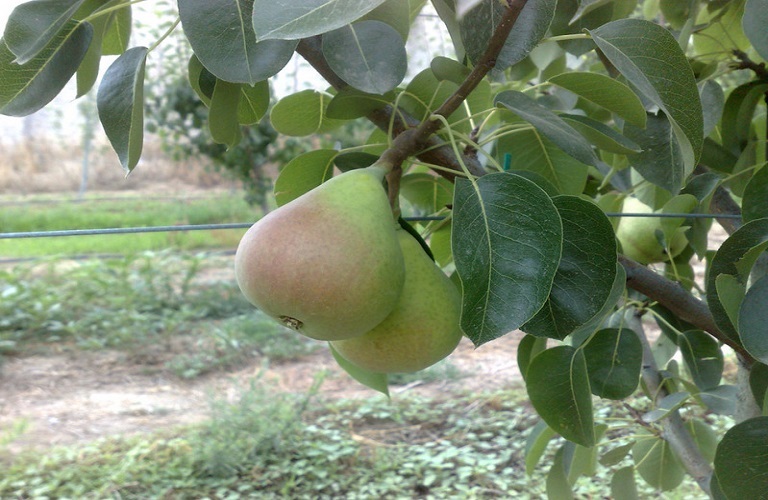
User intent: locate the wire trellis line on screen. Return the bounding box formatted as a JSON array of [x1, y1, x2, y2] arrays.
[[0, 213, 743, 240]]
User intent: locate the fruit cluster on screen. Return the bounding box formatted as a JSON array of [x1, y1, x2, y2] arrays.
[[234, 165, 463, 375]]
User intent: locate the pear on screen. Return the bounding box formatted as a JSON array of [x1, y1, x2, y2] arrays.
[[330, 229, 463, 373], [234, 166, 405, 341], [616, 197, 687, 265]]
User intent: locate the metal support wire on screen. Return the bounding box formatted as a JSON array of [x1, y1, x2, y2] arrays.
[[0, 213, 742, 240]]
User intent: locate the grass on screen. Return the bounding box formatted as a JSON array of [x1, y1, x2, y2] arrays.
[[0, 193, 257, 258]]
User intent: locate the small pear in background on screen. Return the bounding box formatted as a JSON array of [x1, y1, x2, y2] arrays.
[[235, 166, 405, 341], [616, 197, 687, 265], [331, 229, 463, 373]]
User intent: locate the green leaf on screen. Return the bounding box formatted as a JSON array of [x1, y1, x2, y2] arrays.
[[330, 343, 389, 396], [527, 346, 594, 447], [429, 226, 452, 268], [252, 0, 387, 41], [100, 1, 131, 55], [326, 87, 393, 119], [179, 0, 297, 84], [693, 0, 750, 62], [583, 328, 642, 399], [686, 417, 719, 463], [497, 128, 589, 196], [641, 392, 690, 423], [679, 330, 724, 391], [590, 19, 703, 175], [714, 416, 768, 499], [546, 446, 574, 499], [569, 263, 626, 346], [721, 81, 768, 155], [208, 79, 242, 148], [750, 362, 768, 411], [623, 112, 686, 194], [188, 54, 214, 106], [524, 419, 556, 474], [517, 334, 547, 382], [273, 150, 338, 206], [460, 0, 557, 74], [270, 90, 341, 136], [700, 80, 724, 138], [333, 151, 379, 172], [715, 274, 746, 331], [96, 46, 147, 173], [3, 0, 88, 64], [600, 442, 634, 467], [237, 80, 270, 125], [560, 114, 641, 155], [322, 21, 406, 94], [744, 0, 768, 60], [0, 20, 93, 116], [430, 56, 470, 84], [496, 90, 600, 168], [743, 166, 768, 223], [548, 72, 646, 128], [75, 0, 120, 97], [398, 173, 453, 215], [361, 0, 411, 40], [707, 218, 768, 342], [739, 275, 768, 364], [452, 173, 563, 346], [522, 196, 617, 339], [611, 466, 639, 500], [699, 385, 738, 415], [632, 430, 686, 491]]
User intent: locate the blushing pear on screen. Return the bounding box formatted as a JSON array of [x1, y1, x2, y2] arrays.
[[330, 229, 463, 373], [616, 197, 688, 265], [234, 165, 405, 341]]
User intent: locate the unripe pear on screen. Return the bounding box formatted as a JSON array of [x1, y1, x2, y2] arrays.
[[616, 197, 687, 265], [331, 229, 463, 373], [234, 166, 405, 341]]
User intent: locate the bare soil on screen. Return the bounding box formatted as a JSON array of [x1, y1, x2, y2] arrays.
[[0, 327, 526, 455]]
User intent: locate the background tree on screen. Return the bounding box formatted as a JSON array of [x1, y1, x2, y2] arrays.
[[2, 0, 768, 497]]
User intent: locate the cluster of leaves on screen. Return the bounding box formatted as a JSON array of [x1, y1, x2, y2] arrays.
[[2, 0, 768, 497]]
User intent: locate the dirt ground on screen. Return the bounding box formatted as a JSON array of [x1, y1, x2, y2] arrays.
[[0, 324, 526, 455]]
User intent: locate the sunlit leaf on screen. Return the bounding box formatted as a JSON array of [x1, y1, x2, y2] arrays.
[[452, 172, 562, 346], [527, 345, 594, 447], [252, 0, 387, 41], [273, 150, 338, 206], [96, 46, 148, 173], [208, 79, 242, 148]]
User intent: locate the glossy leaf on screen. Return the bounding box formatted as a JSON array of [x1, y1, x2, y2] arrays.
[[739, 275, 768, 364], [522, 196, 617, 339], [270, 90, 340, 136], [560, 114, 641, 155], [679, 330, 724, 390], [743, 166, 768, 223], [96, 46, 148, 173], [3, 0, 87, 64], [460, 0, 556, 74], [611, 466, 639, 500], [548, 72, 646, 128], [398, 173, 453, 215], [0, 21, 92, 117], [452, 173, 563, 346], [714, 416, 768, 499], [632, 430, 686, 491], [526, 346, 595, 447], [252, 0, 386, 41], [273, 150, 338, 206], [496, 90, 600, 168], [497, 128, 589, 196], [583, 328, 642, 399], [330, 343, 389, 396], [517, 334, 547, 382], [707, 219, 768, 342], [322, 21, 406, 94], [744, 0, 768, 60], [749, 362, 768, 411], [624, 112, 686, 194], [591, 19, 703, 175], [524, 419, 556, 474], [179, 0, 297, 84], [237, 80, 270, 125], [209, 80, 242, 148]]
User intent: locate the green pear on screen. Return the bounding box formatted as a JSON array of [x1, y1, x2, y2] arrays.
[[234, 166, 405, 341], [330, 229, 463, 373], [616, 197, 687, 265]]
